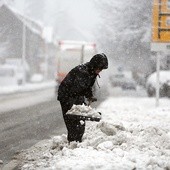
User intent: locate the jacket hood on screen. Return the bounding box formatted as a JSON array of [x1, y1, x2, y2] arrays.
[[89, 53, 108, 70]]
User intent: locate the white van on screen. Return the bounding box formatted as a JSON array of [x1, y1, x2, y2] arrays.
[[56, 40, 97, 83], [0, 64, 23, 86]]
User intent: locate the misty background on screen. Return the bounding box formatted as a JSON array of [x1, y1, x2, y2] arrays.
[[1, 1, 170, 168], [8, 0, 99, 41], [1, 0, 170, 85]]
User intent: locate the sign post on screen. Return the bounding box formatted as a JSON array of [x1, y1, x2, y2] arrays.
[[151, 0, 170, 106], [22, 19, 26, 85], [156, 52, 160, 107]]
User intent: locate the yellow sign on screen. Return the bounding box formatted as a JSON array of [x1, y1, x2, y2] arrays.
[[152, 0, 170, 42]]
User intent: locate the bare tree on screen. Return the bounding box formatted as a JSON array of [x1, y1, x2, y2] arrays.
[[94, 0, 153, 75]]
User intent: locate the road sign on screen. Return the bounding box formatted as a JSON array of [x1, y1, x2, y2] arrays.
[[152, 0, 170, 43], [151, 0, 170, 107], [151, 0, 170, 53]]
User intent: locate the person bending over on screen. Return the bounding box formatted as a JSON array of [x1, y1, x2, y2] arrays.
[[57, 53, 108, 143]]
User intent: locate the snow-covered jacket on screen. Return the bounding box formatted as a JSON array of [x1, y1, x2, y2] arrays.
[[57, 53, 108, 102], [57, 62, 96, 102]]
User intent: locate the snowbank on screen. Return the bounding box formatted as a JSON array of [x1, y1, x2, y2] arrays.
[[19, 97, 170, 170]]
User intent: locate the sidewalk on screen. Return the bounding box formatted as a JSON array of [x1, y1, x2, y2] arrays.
[[0, 81, 57, 113], [0, 81, 57, 96]]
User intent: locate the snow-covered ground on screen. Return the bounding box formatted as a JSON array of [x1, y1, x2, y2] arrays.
[[18, 96, 170, 170]]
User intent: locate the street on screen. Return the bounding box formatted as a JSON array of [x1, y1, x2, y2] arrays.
[[0, 88, 66, 166], [0, 85, 147, 167], [0, 86, 108, 166]]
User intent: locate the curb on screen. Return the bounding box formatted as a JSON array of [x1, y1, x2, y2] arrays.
[[2, 160, 19, 170]]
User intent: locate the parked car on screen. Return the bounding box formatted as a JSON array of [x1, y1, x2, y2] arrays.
[[110, 74, 136, 90], [110, 74, 125, 87], [121, 78, 137, 90], [0, 64, 24, 86], [30, 74, 43, 83], [146, 70, 170, 97]]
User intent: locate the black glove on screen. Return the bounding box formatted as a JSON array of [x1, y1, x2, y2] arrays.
[[98, 112, 102, 115], [88, 97, 97, 103]]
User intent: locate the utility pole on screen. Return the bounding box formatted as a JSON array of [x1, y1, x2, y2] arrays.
[[44, 41, 48, 81], [22, 18, 26, 85], [80, 45, 85, 64], [42, 27, 52, 81]]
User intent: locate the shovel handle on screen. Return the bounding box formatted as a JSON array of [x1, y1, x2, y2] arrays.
[[88, 100, 92, 106]]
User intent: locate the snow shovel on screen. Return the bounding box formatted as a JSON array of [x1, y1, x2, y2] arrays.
[[67, 114, 101, 122], [66, 103, 101, 122]]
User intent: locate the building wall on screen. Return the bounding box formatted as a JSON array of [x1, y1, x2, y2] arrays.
[[0, 5, 22, 59], [0, 5, 58, 80]]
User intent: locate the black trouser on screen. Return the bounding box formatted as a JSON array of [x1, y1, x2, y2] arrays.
[[60, 96, 85, 142]]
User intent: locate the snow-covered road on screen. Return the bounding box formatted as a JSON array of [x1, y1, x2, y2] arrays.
[[0, 82, 66, 167], [0, 82, 107, 168]]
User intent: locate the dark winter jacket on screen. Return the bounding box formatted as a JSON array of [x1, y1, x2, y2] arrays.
[[57, 62, 96, 102], [57, 53, 108, 102]]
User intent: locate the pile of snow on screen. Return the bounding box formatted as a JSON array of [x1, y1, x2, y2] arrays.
[[66, 104, 101, 118], [18, 97, 170, 170]]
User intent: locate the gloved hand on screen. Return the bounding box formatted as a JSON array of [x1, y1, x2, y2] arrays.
[[98, 112, 102, 115], [88, 97, 97, 104]]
